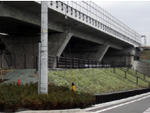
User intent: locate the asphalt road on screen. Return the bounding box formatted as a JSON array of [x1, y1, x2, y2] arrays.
[[89, 94, 150, 113]]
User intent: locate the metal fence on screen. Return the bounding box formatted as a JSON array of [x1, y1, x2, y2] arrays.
[[48, 55, 127, 69]]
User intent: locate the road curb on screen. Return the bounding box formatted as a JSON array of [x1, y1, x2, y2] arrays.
[[17, 108, 93, 113]]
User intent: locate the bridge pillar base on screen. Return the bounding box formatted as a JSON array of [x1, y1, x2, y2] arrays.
[[49, 32, 73, 68]]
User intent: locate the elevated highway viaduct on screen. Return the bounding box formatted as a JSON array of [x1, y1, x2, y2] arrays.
[[0, 1, 141, 69]]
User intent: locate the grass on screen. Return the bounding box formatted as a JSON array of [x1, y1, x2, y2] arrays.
[[48, 68, 149, 95], [127, 68, 150, 83], [115, 68, 149, 87], [0, 68, 149, 111], [121, 68, 150, 82]]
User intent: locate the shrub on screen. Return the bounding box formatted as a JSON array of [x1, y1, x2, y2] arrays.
[[0, 83, 95, 112]]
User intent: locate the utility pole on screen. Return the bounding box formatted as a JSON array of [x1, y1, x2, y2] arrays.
[[38, 1, 48, 94]]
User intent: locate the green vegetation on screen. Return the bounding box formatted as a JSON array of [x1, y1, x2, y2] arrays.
[[115, 68, 149, 87], [0, 68, 149, 112], [0, 83, 95, 112], [140, 50, 150, 60], [140, 59, 150, 63], [49, 68, 149, 95], [126, 68, 150, 83]]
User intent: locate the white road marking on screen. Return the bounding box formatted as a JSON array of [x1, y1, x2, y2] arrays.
[[95, 94, 150, 113], [143, 107, 150, 113]]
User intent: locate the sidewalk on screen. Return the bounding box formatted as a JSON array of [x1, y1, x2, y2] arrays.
[[17, 109, 94, 113], [2, 69, 37, 84]]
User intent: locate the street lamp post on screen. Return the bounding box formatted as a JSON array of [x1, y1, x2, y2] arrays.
[[141, 35, 146, 46]]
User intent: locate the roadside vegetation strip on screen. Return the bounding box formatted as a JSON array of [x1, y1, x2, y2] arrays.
[[0, 68, 147, 112], [0, 83, 95, 112], [48, 68, 148, 94]]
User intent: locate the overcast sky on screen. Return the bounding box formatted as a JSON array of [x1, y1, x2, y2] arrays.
[[93, 1, 150, 46]]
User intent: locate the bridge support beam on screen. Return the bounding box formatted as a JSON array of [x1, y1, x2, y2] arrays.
[[102, 46, 135, 67], [49, 32, 73, 68], [87, 45, 109, 61], [63, 41, 109, 62]]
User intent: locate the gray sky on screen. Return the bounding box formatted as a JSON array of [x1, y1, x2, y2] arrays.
[[93, 1, 150, 46]]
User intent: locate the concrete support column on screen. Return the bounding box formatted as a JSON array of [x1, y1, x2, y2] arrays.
[[123, 47, 135, 66], [49, 32, 73, 68], [88, 44, 109, 61], [125, 55, 134, 66]]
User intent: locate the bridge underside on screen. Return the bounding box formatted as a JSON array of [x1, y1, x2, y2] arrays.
[[0, 1, 139, 69], [0, 34, 136, 69]]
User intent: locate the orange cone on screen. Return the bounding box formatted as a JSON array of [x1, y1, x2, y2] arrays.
[[17, 79, 20, 86]]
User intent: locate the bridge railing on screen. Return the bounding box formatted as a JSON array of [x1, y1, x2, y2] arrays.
[[48, 1, 141, 47]]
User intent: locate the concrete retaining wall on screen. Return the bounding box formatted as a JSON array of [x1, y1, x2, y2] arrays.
[[133, 61, 150, 76], [0, 35, 39, 69]]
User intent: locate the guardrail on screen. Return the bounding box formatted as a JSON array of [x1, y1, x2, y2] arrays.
[[95, 88, 150, 104]]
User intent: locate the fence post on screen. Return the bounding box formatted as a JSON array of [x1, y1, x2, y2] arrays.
[[125, 71, 127, 79], [83, 59, 85, 68], [136, 76, 138, 84], [148, 83, 150, 88], [78, 59, 80, 68], [88, 60, 89, 68], [24, 53, 26, 69], [92, 60, 94, 68], [80, 59, 82, 68], [36, 56, 38, 71], [0, 54, 2, 69], [127, 67, 129, 72], [144, 74, 145, 80], [65, 57, 67, 68], [72, 58, 74, 68], [56, 56, 59, 68], [81, 59, 83, 68], [14, 54, 16, 69], [96, 61, 98, 68], [113, 67, 116, 73]]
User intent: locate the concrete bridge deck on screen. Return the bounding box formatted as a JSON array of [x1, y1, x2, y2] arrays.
[[0, 1, 141, 69]]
